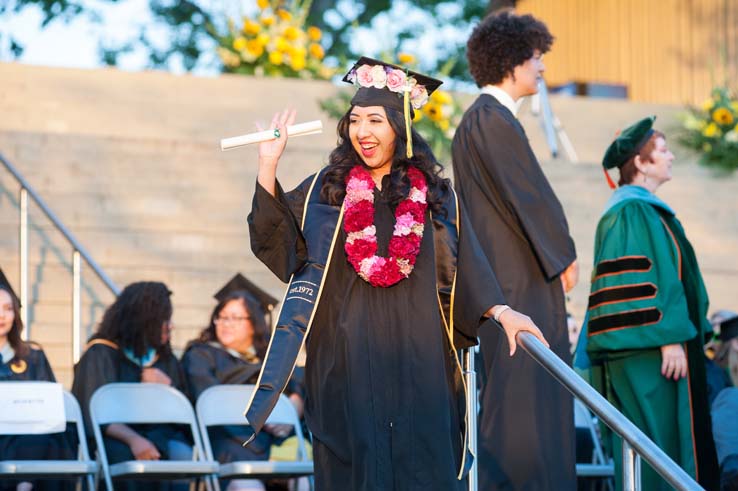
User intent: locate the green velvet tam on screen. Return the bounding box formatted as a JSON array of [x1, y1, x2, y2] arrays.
[[602, 116, 656, 169]]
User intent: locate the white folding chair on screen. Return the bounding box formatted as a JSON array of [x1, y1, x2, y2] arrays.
[[0, 388, 98, 490], [196, 385, 313, 490], [89, 382, 219, 491], [574, 398, 615, 490]]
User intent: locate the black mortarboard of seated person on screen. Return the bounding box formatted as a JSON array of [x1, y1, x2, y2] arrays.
[[214, 273, 279, 315], [720, 315, 738, 343]]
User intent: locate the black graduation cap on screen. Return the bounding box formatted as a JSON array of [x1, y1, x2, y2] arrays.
[[719, 315, 738, 343], [342, 56, 443, 158], [214, 273, 279, 314], [0, 267, 19, 306]]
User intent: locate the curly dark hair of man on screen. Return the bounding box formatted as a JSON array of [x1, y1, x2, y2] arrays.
[[1, 285, 29, 359], [95, 281, 172, 358], [467, 11, 554, 87], [320, 105, 451, 216], [195, 291, 270, 360]]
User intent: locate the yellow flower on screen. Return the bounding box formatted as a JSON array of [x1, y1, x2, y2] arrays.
[[243, 19, 261, 36], [289, 45, 307, 58], [261, 15, 275, 27], [246, 39, 264, 58], [713, 107, 735, 126], [430, 90, 452, 105], [290, 54, 306, 71], [309, 43, 324, 60], [256, 0, 269, 9], [232, 37, 248, 51], [307, 26, 322, 41], [702, 122, 721, 138], [276, 9, 291, 21], [268, 50, 283, 65], [256, 33, 270, 47], [438, 119, 450, 131], [398, 52, 416, 65], [218, 47, 241, 68], [423, 102, 444, 122], [284, 26, 301, 41], [412, 110, 423, 122], [274, 36, 290, 52], [701, 98, 715, 112]]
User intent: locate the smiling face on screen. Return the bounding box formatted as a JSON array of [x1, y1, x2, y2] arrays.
[[349, 105, 397, 181], [214, 299, 254, 353], [0, 289, 15, 343]]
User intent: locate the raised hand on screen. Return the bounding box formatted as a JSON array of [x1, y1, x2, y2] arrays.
[[257, 108, 297, 197]]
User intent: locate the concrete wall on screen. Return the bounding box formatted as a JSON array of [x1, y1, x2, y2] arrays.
[[1, 62, 736, 386]]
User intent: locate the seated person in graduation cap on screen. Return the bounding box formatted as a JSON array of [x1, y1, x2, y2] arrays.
[[71, 281, 191, 491], [181, 273, 305, 491], [0, 268, 76, 491]]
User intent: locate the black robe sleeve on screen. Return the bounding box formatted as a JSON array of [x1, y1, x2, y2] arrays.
[[71, 344, 118, 435], [453, 198, 506, 346], [181, 344, 220, 402], [456, 101, 576, 280], [247, 177, 314, 282]]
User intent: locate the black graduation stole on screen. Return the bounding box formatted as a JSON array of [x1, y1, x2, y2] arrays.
[[243, 172, 472, 479]]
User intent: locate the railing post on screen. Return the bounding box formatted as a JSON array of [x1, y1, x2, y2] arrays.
[[464, 347, 478, 491], [622, 437, 639, 491], [72, 250, 82, 363], [19, 187, 29, 338]]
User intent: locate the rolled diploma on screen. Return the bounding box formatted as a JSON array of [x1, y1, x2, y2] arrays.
[[220, 120, 323, 151]]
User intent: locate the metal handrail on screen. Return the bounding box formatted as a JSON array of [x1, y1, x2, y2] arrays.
[[1, 152, 120, 361], [514, 331, 704, 491]]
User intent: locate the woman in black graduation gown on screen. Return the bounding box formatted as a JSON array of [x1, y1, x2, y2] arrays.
[[71, 281, 191, 491], [181, 286, 305, 491], [244, 58, 549, 491], [0, 274, 76, 491]]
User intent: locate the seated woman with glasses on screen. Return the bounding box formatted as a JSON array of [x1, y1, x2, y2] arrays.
[[181, 274, 305, 491]]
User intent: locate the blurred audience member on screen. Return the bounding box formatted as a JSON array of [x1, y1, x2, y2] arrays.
[[182, 274, 305, 491], [71, 281, 191, 491], [0, 269, 75, 491]]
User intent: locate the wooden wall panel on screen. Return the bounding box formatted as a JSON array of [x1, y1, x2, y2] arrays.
[[517, 0, 738, 104]]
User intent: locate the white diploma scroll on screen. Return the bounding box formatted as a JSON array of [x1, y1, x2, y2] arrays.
[[220, 120, 323, 151], [0, 382, 66, 434]]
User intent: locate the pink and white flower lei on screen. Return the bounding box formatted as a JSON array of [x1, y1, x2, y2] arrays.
[[343, 165, 428, 288], [347, 64, 429, 110]]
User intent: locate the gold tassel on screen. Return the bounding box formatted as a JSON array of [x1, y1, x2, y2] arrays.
[[404, 90, 413, 158]]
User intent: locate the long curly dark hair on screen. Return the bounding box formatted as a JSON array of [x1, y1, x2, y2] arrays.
[[1, 286, 29, 359], [94, 281, 172, 358], [195, 291, 269, 360], [320, 105, 451, 216], [467, 11, 554, 87]]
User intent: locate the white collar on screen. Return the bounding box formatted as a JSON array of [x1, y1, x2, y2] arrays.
[[0, 341, 15, 364], [481, 85, 519, 117]]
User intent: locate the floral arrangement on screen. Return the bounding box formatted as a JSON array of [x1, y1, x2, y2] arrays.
[[320, 53, 463, 163], [216, 0, 333, 79], [343, 165, 427, 288], [678, 86, 738, 172], [345, 63, 429, 109]]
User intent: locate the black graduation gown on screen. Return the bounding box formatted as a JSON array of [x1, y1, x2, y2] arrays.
[[248, 173, 504, 491], [181, 342, 286, 463], [70, 339, 190, 491], [452, 94, 578, 490], [0, 345, 76, 491]]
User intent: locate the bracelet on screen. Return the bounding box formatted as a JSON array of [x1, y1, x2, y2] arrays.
[[493, 305, 511, 323]]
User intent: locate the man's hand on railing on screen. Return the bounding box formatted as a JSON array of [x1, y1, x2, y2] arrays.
[[486, 306, 549, 356]]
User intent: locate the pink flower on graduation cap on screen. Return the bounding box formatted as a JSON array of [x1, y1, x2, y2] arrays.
[[386, 69, 407, 93]]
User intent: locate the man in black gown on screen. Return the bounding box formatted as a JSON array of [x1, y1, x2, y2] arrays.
[[452, 11, 579, 490]]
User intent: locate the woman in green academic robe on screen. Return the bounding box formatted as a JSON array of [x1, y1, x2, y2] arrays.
[[575, 117, 720, 490]]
